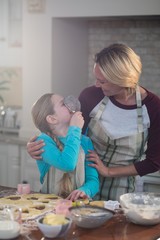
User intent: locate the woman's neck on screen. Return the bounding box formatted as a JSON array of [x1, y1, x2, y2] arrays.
[[113, 87, 147, 105], [113, 89, 136, 105]]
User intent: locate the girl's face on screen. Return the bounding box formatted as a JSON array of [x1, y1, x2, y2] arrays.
[[93, 63, 124, 97], [51, 94, 72, 124]]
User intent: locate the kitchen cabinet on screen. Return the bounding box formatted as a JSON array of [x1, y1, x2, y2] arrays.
[[0, 143, 20, 188], [0, 134, 41, 191], [0, 144, 8, 186], [20, 146, 41, 192], [142, 172, 160, 193]]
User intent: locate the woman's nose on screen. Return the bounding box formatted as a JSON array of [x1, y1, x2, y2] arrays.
[[95, 80, 101, 88]]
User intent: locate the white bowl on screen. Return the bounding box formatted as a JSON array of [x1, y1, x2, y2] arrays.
[[37, 215, 72, 239], [69, 205, 114, 229], [120, 192, 160, 225], [0, 220, 20, 239]]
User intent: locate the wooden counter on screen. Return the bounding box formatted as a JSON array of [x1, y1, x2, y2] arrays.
[[0, 186, 160, 240]]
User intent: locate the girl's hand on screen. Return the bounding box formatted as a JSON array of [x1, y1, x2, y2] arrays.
[[27, 136, 45, 160], [70, 111, 84, 129], [87, 150, 109, 177], [66, 189, 88, 201]]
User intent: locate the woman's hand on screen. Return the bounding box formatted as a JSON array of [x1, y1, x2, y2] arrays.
[[27, 136, 45, 160], [66, 189, 88, 201], [87, 150, 109, 177]]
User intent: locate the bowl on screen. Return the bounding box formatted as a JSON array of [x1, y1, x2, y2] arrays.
[[69, 205, 114, 229], [37, 214, 72, 238], [120, 192, 160, 225]]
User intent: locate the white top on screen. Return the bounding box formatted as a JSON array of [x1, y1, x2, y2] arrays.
[[90, 99, 150, 140]]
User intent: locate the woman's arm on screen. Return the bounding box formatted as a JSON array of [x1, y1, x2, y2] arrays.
[[27, 136, 44, 160], [87, 150, 138, 177]]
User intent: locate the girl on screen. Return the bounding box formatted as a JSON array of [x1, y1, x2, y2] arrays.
[[31, 93, 99, 201]]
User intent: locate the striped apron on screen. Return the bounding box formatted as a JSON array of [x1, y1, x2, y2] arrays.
[[88, 87, 148, 201]]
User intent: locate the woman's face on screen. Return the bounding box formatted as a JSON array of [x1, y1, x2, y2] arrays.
[[93, 63, 124, 97]]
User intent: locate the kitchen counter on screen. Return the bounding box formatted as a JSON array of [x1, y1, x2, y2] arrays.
[[0, 132, 28, 145], [0, 185, 160, 240]]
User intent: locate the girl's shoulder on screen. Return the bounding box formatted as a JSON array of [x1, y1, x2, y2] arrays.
[[36, 133, 53, 142], [81, 134, 93, 150]]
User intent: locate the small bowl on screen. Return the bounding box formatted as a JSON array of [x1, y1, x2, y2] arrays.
[[120, 192, 160, 225], [37, 215, 72, 238], [69, 205, 114, 229]]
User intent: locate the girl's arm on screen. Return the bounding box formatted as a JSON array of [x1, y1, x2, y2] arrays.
[[38, 126, 82, 172]]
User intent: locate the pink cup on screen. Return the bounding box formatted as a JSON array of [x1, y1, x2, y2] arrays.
[[17, 183, 30, 194], [55, 199, 72, 216]]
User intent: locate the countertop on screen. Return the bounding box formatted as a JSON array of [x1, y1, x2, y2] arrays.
[[0, 132, 28, 145], [0, 185, 160, 240]]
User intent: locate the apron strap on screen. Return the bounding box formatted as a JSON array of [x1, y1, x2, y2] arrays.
[[95, 96, 108, 120], [136, 86, 143, 132]]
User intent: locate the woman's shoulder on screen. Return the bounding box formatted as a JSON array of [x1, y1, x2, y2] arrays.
[[143, 88, 160, 107], [79, 85, 104, 113], [143, 89, 160, 122], [79, 85, 104, 99]]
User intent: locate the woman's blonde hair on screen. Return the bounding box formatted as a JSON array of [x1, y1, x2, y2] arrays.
[[31, 93, 73, 198], [95, 43, 142, 93]]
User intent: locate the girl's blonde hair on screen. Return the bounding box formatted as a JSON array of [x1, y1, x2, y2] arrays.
[[95, 43, 142, 94], [31, 93, 74, 198]]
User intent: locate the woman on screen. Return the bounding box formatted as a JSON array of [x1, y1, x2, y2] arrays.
[[31, 93, 99, 201], [27, 43, 160, 201]]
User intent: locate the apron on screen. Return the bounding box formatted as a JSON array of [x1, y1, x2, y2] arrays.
[[40, 147, 85, 196], [88, 86, 148, 201]]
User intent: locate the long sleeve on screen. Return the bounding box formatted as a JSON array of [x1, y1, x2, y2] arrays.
[[36, 126, 82, 183], [134, 91, 160, 175]]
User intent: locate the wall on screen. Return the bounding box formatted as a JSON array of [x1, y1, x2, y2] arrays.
[[52, 19, 88, 97], [88, 18, 160, 96], [48, 0, 160, 17], [20, 0, 160, 138]]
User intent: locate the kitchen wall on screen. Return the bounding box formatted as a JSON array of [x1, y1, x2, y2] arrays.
[[1, 0, 160, 138], [88, 17, 160, 96]]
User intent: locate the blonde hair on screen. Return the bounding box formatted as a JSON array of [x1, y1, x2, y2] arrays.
[[95, 43, 142, 94], [31, 93, 73, 198]]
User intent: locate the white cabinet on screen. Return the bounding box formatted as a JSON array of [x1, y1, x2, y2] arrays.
[[142, 172, 160, 193], [0, 143, 20, 188], [7, 144, 21, 188], [0, 137, 41, 192], [20, 146, 41, 192], [0, 144, 8, 186]]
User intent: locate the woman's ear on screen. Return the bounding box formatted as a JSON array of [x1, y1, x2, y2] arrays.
[[46, 115, 57, 125]]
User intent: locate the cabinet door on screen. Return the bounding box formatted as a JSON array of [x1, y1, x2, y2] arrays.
[[0, 144, 8, 186], [7, 144, 20, 188], [142, 172, 160, 193], [20, 146, 41, 192]]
